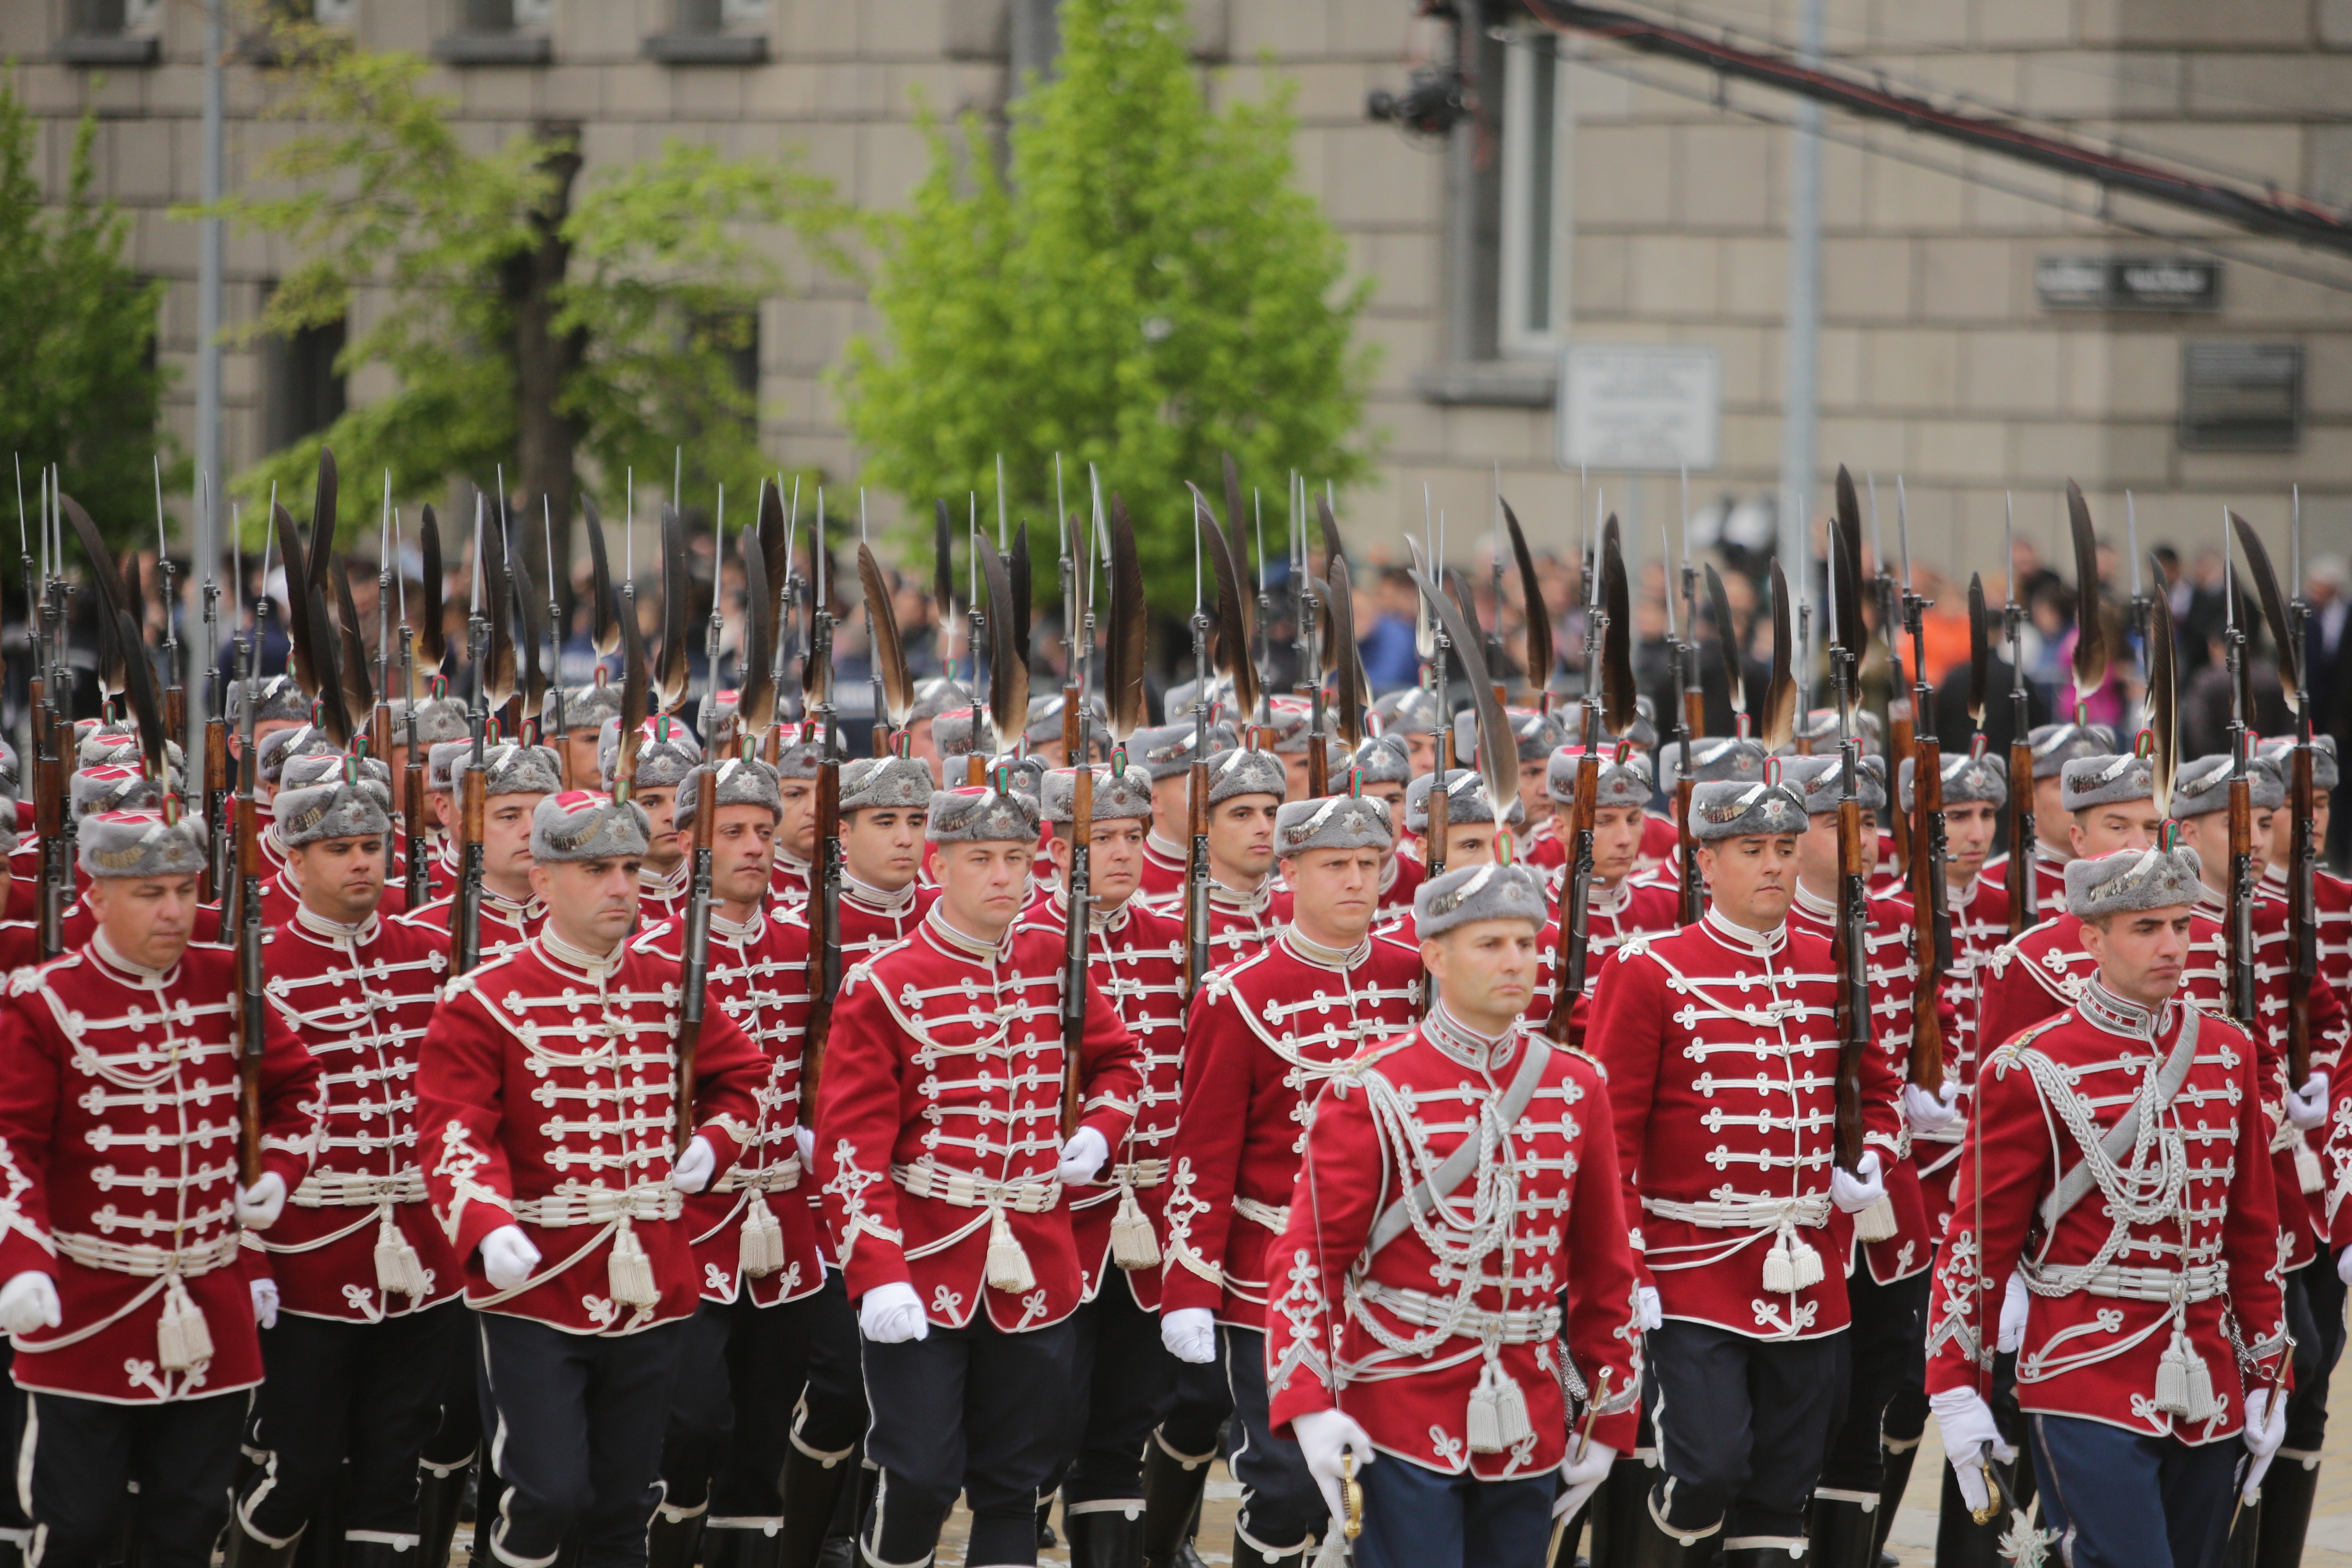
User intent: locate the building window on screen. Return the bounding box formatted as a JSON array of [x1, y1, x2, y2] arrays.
[[56, 0, 162, 66], [434, 0, 554, 65], [261, 315, 348, 456], [646, 0, 770, 64], [1496, 25, 1566, 359]]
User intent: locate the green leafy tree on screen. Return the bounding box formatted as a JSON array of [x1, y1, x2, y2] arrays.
[[0, 75, 176, 543], [838, 0, 1377, 612], [194, 22, 856, 581]]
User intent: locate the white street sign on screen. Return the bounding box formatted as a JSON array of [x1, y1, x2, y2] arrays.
[[1557, 344, 1721, 473]]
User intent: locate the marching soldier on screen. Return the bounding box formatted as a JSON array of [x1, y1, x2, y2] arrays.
[[228, 672, 312, 761], [1630, 737, 1767, 898], [1536, 746, 1679, 1000], [1264, 860, 1644, 1568], [1586, 772, 1900, 1563], [1034, 762, 1189, 1566], [1450, 707, 1564, 851], [1897, 749, 2014, 1132], [0, 806, 322, 1568], [1138, 746, 1287, 965], [1979, 722, 2113, 923], [2258, 733, 2351, 1002], [901, 677, 973, 772], [1131, 720, 1234, 902], [255, 752, 404, 928], [416, 787, 770, 1568], [1156, 795, 1421, 1568], [1925, 845, 2289, 1567], [636, 759, 830, 1568], [545, 681, 623, 789], [397, 741, 560, 963], [601, 717, 704, 927], [1366, 688, 1441, 779], [1780, 754, 1957, 1563], [812, 780, 1142, 1568], [1345, 736, 1421, 924], [229, 763, 457, 1568], [832, 754, 939, 963], [767, 727, 824, 908], [1398, 767, 1521, 885]]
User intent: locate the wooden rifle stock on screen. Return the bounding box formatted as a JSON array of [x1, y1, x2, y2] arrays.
[[202, 714, 230, 903], [371, 701, 395, 877], [1674, 777, 1701, 925], [1183, 758, 1209, 995], [1832, 794, 1870, 1170], [2227, 772, 2256, 1026], [452, 767, 485, 975], [2289, 743, 2318, 1083], [236, 784, 265, 1188], [800, 752, 843, 1107], [2006, 738, 2036, 936], [675, 764, 719, 1151], [403, 747, 429, 908], [1061, 764, 1094, 1137], [1887, 711, 1915, 865], [1547, 743, 1600, 1045], [1910, 738, 1949, 1086]]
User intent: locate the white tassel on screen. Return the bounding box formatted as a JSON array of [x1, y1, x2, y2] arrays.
[[2183, 1338, 2220, 1423], [375, 1214, 429, 1298], [1466, 1362, 1505, 1454], [1853, 1193, 1899, 1245], [1790, 1230, 1825, 1290], [1111, 1186, 1161, 1272], [1491, 1364, 1533, 1448], [2156, 1328, 2193, 1415], [1763, 1226, 1797, 1295], [984, 1206, 1036, 1294], [608, 1218, 660, 1306], [739, 1199, 784, 1279], [156, 1275, 213, 1371], [2297, 1139, 2323, 1195]]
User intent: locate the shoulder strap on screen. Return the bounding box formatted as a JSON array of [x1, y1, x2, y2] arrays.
[[2037, 1009, 2201, 1233], [1365, 1037, 1553, 1259]]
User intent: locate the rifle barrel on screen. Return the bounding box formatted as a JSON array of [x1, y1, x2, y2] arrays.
[[1061, 764, 1094, 1137]]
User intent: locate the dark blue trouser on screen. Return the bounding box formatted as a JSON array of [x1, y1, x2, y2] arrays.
[[1219, 1325, 1325, 1561], [2029, 1412, 2239, 1568], [1646, 1319, 1845, 1548], [1353, 1456, 1550, 1568]]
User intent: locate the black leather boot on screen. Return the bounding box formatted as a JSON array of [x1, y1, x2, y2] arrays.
[[1065, 1501, 1145, 1568], [645, 1505, 704, 1568], [414, 1461, 471, 1568], [2255, 1457, 2319, 1568], [2224, 1491, 2262, 1568], [221, 1514, 301, 1568], [1139, 1434, 1215, 1568], [1226, 1527, 1307, 1568], [1624, 1506, 1711, 1568], [1720, 1548, 1805, 1568], [1803, 1496, 1878, 1568], [339, 1539, 419, 1568], [1869, 1443, 1917, 1565], [776, 1441, 855, 1568]]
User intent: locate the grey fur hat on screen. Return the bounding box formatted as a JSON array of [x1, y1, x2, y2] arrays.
[[259, 725, 337, 788], [72, 764, 166, 819], [1263, 696, 1315, 754], [274, 768, 392, 847], [1127, 720, 1237, 782], [0, 736, 18, 794], [934, 709, 1000, 760], [675, 757, 783, 832], [282, 750, 392, 813], [2256, 734, 2340, 792], [1202, 747, 1287, 807], [925, 784, 1041, 844], [1659, 736, 1768, 789], [430, 740, 563, 800], [2029, 722, 2118, 780], [1405, 768, 1527, 833], [600, 716, 701, 791], [2173, 754, 2285, 817], [79, 807, 207, 880], [1899, 749, 2008, 812], [1163, 675, 1236, 726], [1689, 777, 1808, 841], [772, 728, 824, 782], [907, 677, 974, 726], [1346, 734, 1412, 787], [228, 675, 309, 730], [2062, 752, 2152, 810], [1610, 695, 1659, 751], [531, 789, 652, 864], [1784, 707, 1885, 754], [1041, 764, 1153, 825], [1783, 753, 1888, 816], [77, 725, 185, 775], [1545, 745, 1656, 810], [1415, 862, 1549, 941], [1273, 794, 1392, 857], [2065, 845, 2204, 920], [1453, 706, 1566, 767], [388, 698, 470, 748], [839, 756, 936, 814], [1370, 686, 1442, 736], [545, 682, 622, 739]]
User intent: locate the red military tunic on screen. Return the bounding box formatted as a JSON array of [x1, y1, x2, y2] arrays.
[[1788, 883, 1949, 1284], [834, 877, 939, 973], [1265, 1016, 1645, 1474], [635, 862, 692, 931], [252, 906, 457, 1321], [256, 867, 408, 934], [1138, 830, 1189, 902], [0, 939, 322, 1401], [1161, 930, 1422, 1329], [769, 849, 813, 910], [1946, 873, 2011, 1069], [1141, 878, 1288, 971], [1636, 811, 1679, 872], [417, 932, 768, 1335], [1534, 877, 1684, 1047], [1981, 846, 2068, 926], [813, 911, 1142, 1332], [631, 910, 825, 1307], [395, 886, 546, 969], [1031, 890, 1189, 1307], [1923, 987, 2287, 1442], [1587, 911, 1902, 1339]]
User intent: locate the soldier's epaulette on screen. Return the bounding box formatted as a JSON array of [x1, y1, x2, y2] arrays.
[[628, 921, 678, 957], [1614, 933, 1653, 962], [839, 959, 875, 997], [1986, 1014, 2067, 1072], [1554, 1041, 1605, 1076]]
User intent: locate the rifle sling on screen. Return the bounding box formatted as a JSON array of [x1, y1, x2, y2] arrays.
[[1366, 1037, 1552, 1259], [2037, 1010, 2199, 1234]]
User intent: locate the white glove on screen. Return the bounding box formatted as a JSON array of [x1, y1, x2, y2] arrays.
[[1637, 1285, 1663, 1331], [1292, 1407, 1376, 1525], [0, 1272, 59, 1336], [1057, 1126, 1110, 1185], [250, 1277, 279, 1331], [858, 1281, 929, 1344], [1930, 1387, 2018, 1518], [1997, 1271, 2030, 1353], [477, 1224, 542, 1291], [669, 1135, 716, 1194], [793, 1124, 816, 1169], [1554, 1440, 1618, 1522], [235, 1172, 287, 1230], [2339, 1245, 2352, 1289], [2243, 1386, 2288, 1499], [1904, 1077, 1962, 1134], [2287, 1072, 2331, 1131], [1161, 1306, 1219, 1365], [1831, 1151, 1887, 1215]]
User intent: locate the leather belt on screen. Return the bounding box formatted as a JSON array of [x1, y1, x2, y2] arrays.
[[53, 1228, 241, 1279], [891, 1159, 1060, 1214], [510, 1184, 682, 1226]]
